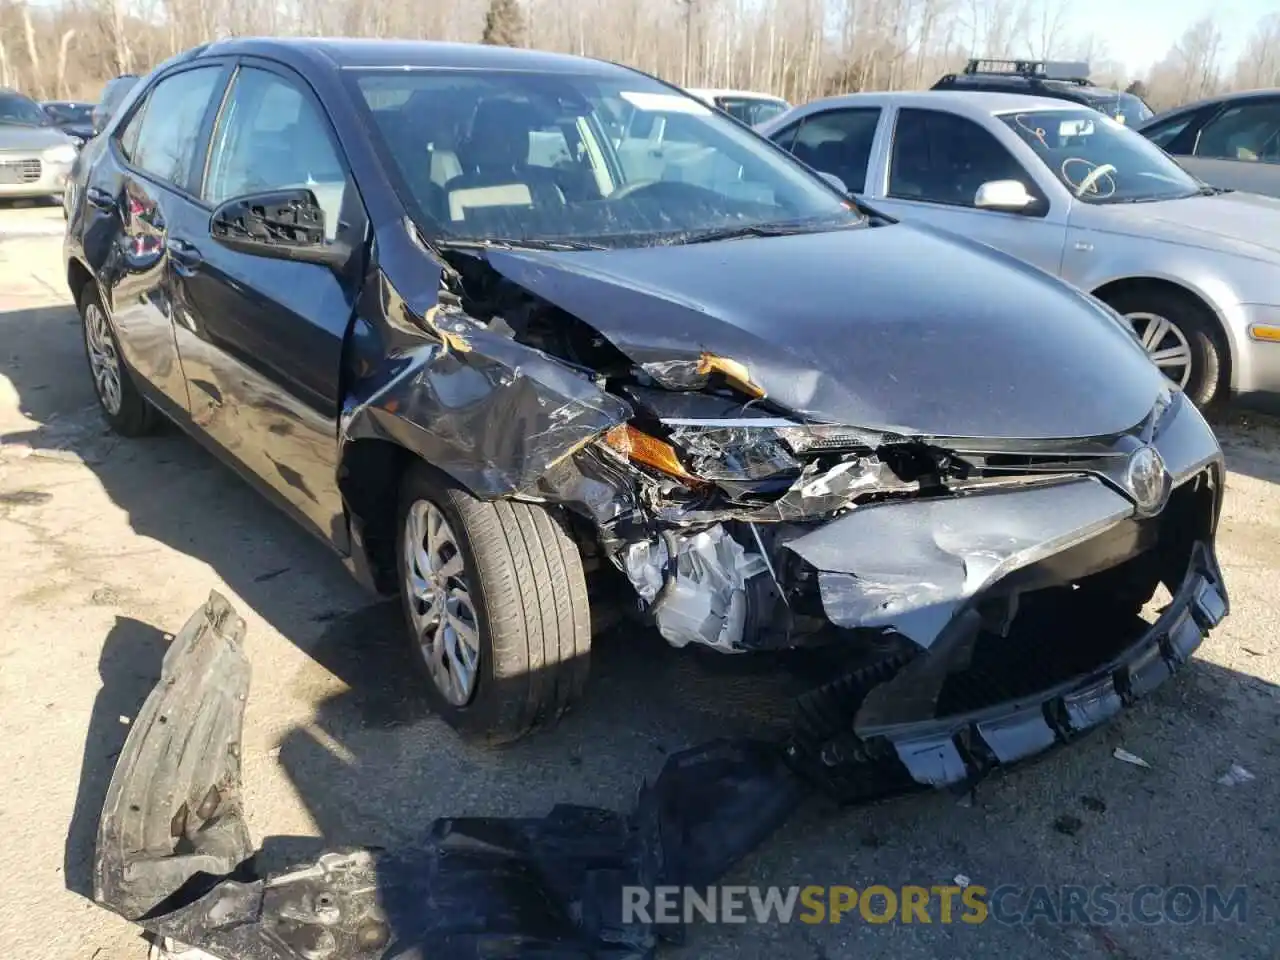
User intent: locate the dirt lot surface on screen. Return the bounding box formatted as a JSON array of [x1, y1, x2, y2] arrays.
[[0, 201, 1276, 959]]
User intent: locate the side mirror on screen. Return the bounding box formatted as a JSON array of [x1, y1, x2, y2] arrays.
[[973, 179, 1036, 213], [817, 170, 849, 194], [209, 189, 349, 270]]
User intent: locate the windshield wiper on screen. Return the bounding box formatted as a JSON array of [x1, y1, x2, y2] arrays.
[[1196, 184, 1233, 196], [435, 237, 610, 252], [669, 218, 866, 246]]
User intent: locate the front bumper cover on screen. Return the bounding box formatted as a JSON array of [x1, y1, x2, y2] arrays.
[[871, 539, 1227, 789]]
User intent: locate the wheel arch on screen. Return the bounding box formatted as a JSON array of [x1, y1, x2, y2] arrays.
[[338, 436, 417, 595], [1090, 275, 1236, 392]]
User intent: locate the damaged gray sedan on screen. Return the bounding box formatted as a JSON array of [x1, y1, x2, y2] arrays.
[[67, 38, 1227, 792]]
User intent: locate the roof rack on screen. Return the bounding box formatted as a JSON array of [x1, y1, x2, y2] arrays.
[[962, 58, 1091, 83]]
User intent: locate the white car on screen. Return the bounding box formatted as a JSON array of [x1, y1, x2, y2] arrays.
[[685, 88, 790, 127]]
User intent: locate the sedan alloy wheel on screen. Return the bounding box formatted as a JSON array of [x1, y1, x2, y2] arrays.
[[403, 499, 482, 706], [84, 299, 123, 415], [1126, 311, 1193, 390]]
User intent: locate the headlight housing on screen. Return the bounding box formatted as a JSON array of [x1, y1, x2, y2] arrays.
[[667, 424, 801, 482], [43, 143, 77, 164], [604, 420, 883, 487]]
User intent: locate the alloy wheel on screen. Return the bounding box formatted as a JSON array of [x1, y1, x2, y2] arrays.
[[403, 499, 482, 706], [1126, 311, 1192, 389], [84, 300, 123, 415]]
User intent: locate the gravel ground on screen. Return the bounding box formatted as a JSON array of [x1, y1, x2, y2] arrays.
[[0, 202, 1275, 959]]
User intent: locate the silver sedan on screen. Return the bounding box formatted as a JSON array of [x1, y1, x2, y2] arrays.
[[758, 90, 1280, 407]]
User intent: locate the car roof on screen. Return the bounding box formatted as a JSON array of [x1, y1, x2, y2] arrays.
[[195, 37, 637, 78], [781, 89, 1081, 120]]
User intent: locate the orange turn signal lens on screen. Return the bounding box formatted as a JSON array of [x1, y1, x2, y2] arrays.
[[1249, 323, 1280, 343], [603, 424, 699, 481]]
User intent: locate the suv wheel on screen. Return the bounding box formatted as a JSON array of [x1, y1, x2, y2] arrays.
[[395, 464, 591, 744], [1102, 287, 1225, 407], [78, 284, 157, 436]]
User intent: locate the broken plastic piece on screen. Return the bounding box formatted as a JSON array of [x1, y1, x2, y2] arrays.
[[1112, 747, 1152, 769], [92, 595, 805, 960], [1216, 763, 1255, 786], [625, 526, 768, 652], [954, 874, 971, 888], [640, 353, 766, 399]]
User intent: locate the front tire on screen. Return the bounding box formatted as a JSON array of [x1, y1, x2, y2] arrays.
[[395, 464, 592, 744], [1102, 287, 1225, 408], [78, 283, 157, 436]]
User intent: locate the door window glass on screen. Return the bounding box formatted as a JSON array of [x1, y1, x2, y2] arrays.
[[786, 108, 881, 192], [1143, 114, 1194, 150], [204, 67, 347, 239], [128, 67, 222, 187], [1194, 102, 1280, 162], [889, 108, 1031, 206]]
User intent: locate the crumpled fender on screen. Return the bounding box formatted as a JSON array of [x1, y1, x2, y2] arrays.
[[340, 268, 630, 498]]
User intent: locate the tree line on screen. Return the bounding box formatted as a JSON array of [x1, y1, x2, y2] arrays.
[[0, 0, 1276, 114]]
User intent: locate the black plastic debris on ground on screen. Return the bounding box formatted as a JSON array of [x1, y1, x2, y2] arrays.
[[95, 592, 807, 960]]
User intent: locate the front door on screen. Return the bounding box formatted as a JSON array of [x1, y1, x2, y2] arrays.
[[871, 107, 1069, 276], [168, 60, 367, 547]]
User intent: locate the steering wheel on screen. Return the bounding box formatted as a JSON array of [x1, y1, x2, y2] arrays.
[[610, 179, 663, 200], [1066, 160, 1118, 199]]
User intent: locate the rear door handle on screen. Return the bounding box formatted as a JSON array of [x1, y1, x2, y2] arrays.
[[86, 186, 114, 209], [168, 237, 204, 272]]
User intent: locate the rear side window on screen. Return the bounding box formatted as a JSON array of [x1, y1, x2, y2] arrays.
[[126, 67, 222, 188], [783, 108, 881, 193]]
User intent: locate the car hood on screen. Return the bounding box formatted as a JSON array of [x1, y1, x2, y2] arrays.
[[483, 223, 1166, 440], [0, 122, 72, 151], [1081, 190, 1280, 264]]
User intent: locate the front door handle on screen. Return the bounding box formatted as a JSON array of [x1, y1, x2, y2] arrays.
[[168, 237, 204, 272]]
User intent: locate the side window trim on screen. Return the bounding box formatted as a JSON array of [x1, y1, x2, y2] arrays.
[[200, 56, 363, 210], [770, 118, 804, 153], [110, 60, 233, 202], [200, 56, 368, 247]]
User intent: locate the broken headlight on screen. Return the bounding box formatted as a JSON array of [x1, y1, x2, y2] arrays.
[[666, 424, 802, 483]]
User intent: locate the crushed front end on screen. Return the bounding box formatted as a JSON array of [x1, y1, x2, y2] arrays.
[[544, 381, 1228, 796]]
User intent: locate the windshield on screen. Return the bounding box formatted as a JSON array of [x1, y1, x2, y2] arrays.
[[1084, 91, 1154, 127], [350, 69, 858, 247], [0, 92, 48, 126], [716, 96, 789, 126], [1000, 108, 1200, 204], [43, 102, 92, 124]]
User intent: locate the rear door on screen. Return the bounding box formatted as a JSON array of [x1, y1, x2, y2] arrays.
[[91, 62, 229, 415], [169, 58, 367, 547], [871, 107, 1069, 276]]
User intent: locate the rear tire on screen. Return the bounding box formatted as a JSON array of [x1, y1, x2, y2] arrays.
[[77, 283, 158, 437], [1101, 286, 1225, 408], [395, 463, 592, 744]]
